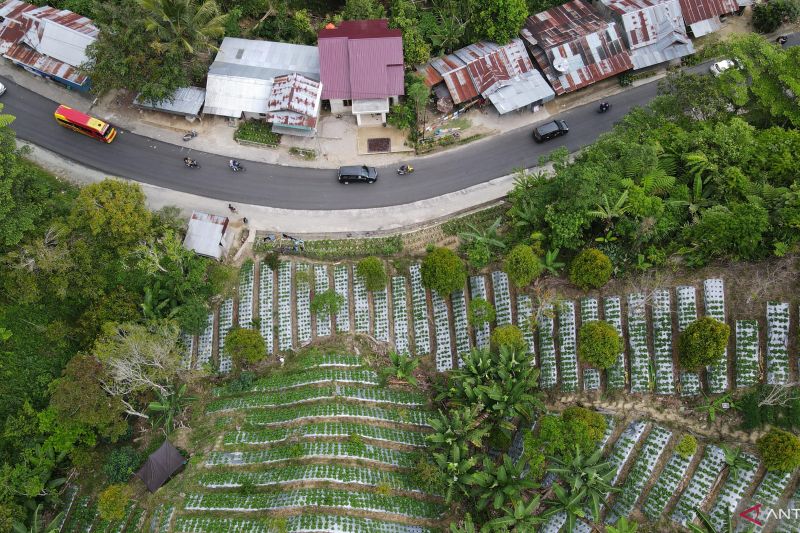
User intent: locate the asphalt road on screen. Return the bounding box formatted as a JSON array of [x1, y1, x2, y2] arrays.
[[0, 36, 794, 210]]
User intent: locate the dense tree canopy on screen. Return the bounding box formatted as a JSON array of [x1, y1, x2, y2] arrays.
[[678, 317, 730, 371], [577, 320, 621, 369], [421, 247, 466, 296]]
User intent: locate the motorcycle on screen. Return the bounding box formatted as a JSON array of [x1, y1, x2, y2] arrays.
[[229, 161, 246, 173], [183, 130, 198, 141], [776, 35, 788, 45], [184, 159, 199, 169], [397, 165, 414, 175], [597, 102, 611, 113]]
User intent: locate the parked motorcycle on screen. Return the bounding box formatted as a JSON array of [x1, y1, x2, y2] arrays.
[[183, 130, 198, 141]]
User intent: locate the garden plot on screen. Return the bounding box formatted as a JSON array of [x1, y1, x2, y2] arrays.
[[225, 422, 428, 447], [53, 486, 78, 532], [607, 421, 648, 486], [373, 288, 389, 342], [199, 464, 423, 493], [244, 401, 431, 427], [451, 289, 471, 366], [651, 289, 675, 395], [470, 276, 491, 350], [410, 264, 431, 355], [278, 262, 293, 351], [538, 303, 558, 389], [600, 415, 616, 449], [206, 441, 415, 468], [391, 276, 410, 355], [671, 444, 726, 526], [258, 263, 274, 354], [557, 301, 579, 392], [607, 426, 672, 524], [627, 293, 652, 393], [432, 291, 454, 371], [295, 264, 312, 344], [149, 505, 174, 533], [241, 368, 379, 393], [704, 279, 729, 393], [333, 264, 351, 333], [353, 266, 370, 334], [643, 449, 695, 520], [218, 298, 234, 373], [603, 297, 627, 390], [314, 265, 331, 338], [238, 263, 254, 328], [196, 313, 214, 368], [516, 295, 536, 357], [540, 511, 566, 533], [776, 483, 800, 533], [740, 471, 794, 533], [294, 353, 363, 369], [175, 515, 434, 533], [580, 298, 600, 391], [180, 333, 194, 369], [766, 302, 790, 384], [706, 452, 758, 531], [735, 320, 760, 388], [676, 285, 701, 396], [184, 488, 446, 519], [491, 271, 513, 325]]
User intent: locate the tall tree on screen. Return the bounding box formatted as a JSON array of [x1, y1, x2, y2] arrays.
[[139, 0, 227, 56]]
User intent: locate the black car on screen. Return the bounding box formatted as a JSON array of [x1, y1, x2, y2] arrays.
[[338, 165, 378, 184], [533, 119, 569, 143]]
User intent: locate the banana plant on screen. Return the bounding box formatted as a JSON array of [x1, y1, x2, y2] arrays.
[[470, 454, 539, 511], [12, 503, 63, 533], [485, 495, 545, 531], [148, 383, 196, 434], [427, 404, 490, 451], [546, 444, 619, 523], [379, 352, 419, 387]]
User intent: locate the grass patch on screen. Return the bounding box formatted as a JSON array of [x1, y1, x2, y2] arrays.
[[235, 120, 281, 147], [254, 235, 403, 260], [442, 204, 508, 236], [289, 147, 316, 160]]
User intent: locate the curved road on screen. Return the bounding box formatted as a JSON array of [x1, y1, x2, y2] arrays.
[[2, 32, 796, 210]]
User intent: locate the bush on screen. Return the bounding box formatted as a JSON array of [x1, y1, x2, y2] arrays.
[[421, 247, 466, 296], [752, 0, 800, 33], [490, 324, 526, 352], [356, 256, 387, 291], [577, 320, 621, 369], [741, 386, 800, 430], [310, 289, 344, 317], [103, 446, 140, 484], [468, 298, 496, 327], [234, 120, 281, 146], [675, 434, 698, 459], [225, 327, 267, 368], [503, 244, 543, 288], [757, 428, 800, 471], [263, 252, 280, 271], [98, 484, 132, 521], [561, 406, 606, 448], [678, 317, 730, 371], [569, 249, 612, 290]]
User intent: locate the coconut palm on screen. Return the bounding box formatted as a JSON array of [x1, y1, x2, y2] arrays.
[[428, 404, 490, 451], [546, 444, 619, 523], [485, 495, 546, 531], [139, 0, 227, 56], [471, 454, 539, 511]]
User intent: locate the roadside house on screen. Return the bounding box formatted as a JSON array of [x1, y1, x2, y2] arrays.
[[597, 0, 694, 70], [183, 212, 233, 261], [203, 37, 320, 129], [676, 0, 738, 37], [521, 0, 633, 95], [418, 38, 555, 115], [266, 73, 323, 137], [0, 0, 98, 91], [317, 19, 404, 127]]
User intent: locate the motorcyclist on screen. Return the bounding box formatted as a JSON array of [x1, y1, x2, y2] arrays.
[[184, 157, 196, 167], [229, 159, 240, 170], [599, 102, 610, 111]]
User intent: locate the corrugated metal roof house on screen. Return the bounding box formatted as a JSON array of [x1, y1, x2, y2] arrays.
[[266, 73, 323, 136], [203, 37, 319, 120], [521, 0, 633, 95], [677, 0, 738, 37], [418, 38, 555, 113], [134, 86, 207, 119], [317, 20, 404, 126], [598, 0, 694, 69], [183, 212, 232, 261], [0, 0, 97, 90]]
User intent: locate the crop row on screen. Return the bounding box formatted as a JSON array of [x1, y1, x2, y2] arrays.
[[374, 287, 390, 342], [706, 452, 758, 531], [607, 421, 647, 486], [651, 289, 675, 395], [579, 298, 599, 391], [353, 266, 370, 334], [642, 450, 694, 520], [492, 271, 512, 325], [277, 262, 293, 351], [196, 313, 214, 369], [671, 445, 726, 526], [452, 289, 470, 367], [704, 279, 728, 393], [241, 368, 379, 393], [184, 488, 446, 519], [175, 515, 434, 533], [470, 276, 491, 350], [627, 294, 652, 393], [735, 320, 760, 388], [409, 264, 431, 356], [217, 298, 234, 374], [258, 263, 274, 355], [206, 441, 415, 468], [538, 303, 557, 389], [391, 276, 410, 355], [238, 262, 254, 329], [293, 353, 363, 369], [432, 290, 453, 371], [243, 400, 431, 427], [295, 264, 312, 344], [557, 301, 578, 392], [314, 265, 332, 338], [333, 264, 351, 333], [517, 295, 536, 357], [766, 301, 790, 385], [603, 297, 626, 390], [748, 471, 794, 533], [676, 286, 700, 396], [224, 422, 428, 447]]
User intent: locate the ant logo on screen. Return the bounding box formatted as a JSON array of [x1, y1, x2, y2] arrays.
[[739, 503, 763, 526]]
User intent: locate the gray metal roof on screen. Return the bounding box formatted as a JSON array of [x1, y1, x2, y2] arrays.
[[183, 211, 228, 260], [487, 70, 555, 114], [134, 86, 206, 117]]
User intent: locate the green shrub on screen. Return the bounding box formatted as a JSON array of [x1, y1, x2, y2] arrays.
[[468, 298, 496, 327], [98, 484, 132, 521], [678, 317, 730, 371], [356, 256, 387, 291], [310, 289, 344, 317], [503, 244, 543, 288], [675, 434, 698, 459], [757, 428, 800, 471], [577, 320, 621, 369], [569, 248, 612, 290], [225, 327, 267, 368], [410, 455, 447, 494], [490, 324, 526, 352], [103, 446, 140, 484], [263, 252, 280, 271], [561, 406, 606, 448], [421, 247, 466, 296], [234, 120, 281, 146]]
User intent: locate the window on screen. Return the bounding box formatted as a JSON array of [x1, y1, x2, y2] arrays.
[[343, 100, 352, 107], [235, 48, 244, 59]]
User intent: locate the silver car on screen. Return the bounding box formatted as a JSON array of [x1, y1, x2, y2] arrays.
[[710, 59, 736, 77]]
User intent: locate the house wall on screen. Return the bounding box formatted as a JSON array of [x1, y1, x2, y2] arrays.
[[329, 99, 351, 114]]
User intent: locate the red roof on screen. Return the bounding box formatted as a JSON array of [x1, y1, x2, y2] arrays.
[[318, 19, 404, 101], [677, 0, 737, 25]]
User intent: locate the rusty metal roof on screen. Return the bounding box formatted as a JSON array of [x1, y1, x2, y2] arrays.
[[419, 38, 535, 105], [3, 41, 88, 85], [523, 0, 633, 94], [265, 73, 321, 130], [677, 0, 737, 25], [0, 0, 38, 54]]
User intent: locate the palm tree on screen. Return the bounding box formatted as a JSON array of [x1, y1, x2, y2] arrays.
[[546, 444, 619, 523], [379, 352, 419, 387], [148, 382, 196, 434], [427, 404, 490, 451], [485, 495, 546, 531], [471, 454, 539, 511], [12, 504, 63, 533], [458, 217, 506, 253], [588, 190, 630, 229], [684, 152, 718, 184], [139, 0, 227, 56], [432, 443, 480, 503]]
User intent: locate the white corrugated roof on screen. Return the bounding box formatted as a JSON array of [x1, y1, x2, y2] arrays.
[[134, 86, 206, 117], [34, 18, 94, 66], [183, 212, 228, 260], [488, 70, 555, 114]]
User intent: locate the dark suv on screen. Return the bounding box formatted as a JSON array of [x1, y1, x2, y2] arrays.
[[533, 120, 569, 143], [338, 165, 378, 184]]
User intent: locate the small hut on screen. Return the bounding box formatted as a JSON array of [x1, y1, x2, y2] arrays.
[[135, 441, 186, 493]]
